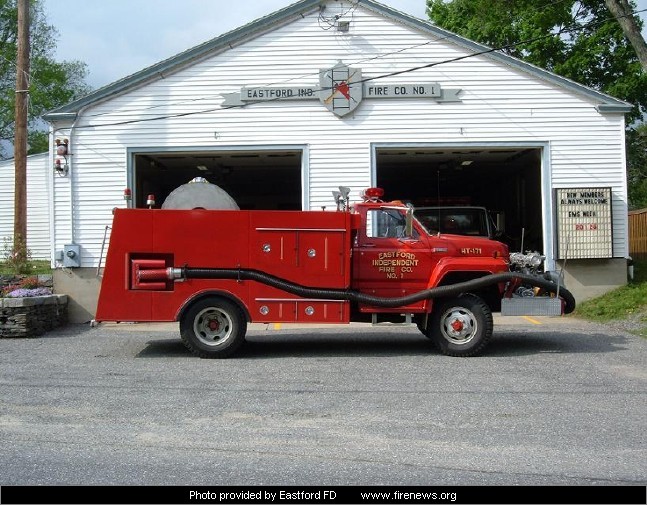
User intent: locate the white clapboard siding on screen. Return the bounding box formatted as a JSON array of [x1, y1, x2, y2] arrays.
[[47, 0, 629, 267], [0, 153, 51, 260]]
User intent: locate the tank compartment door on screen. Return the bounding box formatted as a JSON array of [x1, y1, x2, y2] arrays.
[[250, 211, 350, 289]]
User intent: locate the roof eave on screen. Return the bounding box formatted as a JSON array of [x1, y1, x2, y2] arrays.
[[43, 0, 322, 119], [362, 0, 633, 113], [43, 0, 633, 120], [43, 112, 78, 122], [597, 103, 634, 114]]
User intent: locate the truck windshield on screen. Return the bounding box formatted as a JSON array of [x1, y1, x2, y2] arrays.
[[414, 207, 491, 237]]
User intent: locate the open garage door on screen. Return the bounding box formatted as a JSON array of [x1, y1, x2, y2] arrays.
[[132, 149, 303, 210], [375, 146, 543, 252]]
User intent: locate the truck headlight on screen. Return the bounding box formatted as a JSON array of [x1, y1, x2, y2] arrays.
[[529, 253, 544, 268], [509, 252, 525, 266]]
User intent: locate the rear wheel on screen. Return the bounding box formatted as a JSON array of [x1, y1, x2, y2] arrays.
[[180, 298, 246, 358], [427, 294, 492, 357]]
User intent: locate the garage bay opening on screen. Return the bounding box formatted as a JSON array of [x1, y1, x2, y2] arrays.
[[375, 146, 543, 253], [132, 149, 303, 210]]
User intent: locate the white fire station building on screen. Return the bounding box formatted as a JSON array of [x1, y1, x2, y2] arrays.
[[0, 153, 50, 259], [43, 0, 632, 323]]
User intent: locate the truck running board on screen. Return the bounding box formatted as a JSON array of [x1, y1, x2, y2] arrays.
[[371, 313, 413, 326]]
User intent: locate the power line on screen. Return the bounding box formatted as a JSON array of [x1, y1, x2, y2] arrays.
[[317, 0, 359, 31], [68, 5, 647, 130], [5, 0, 633, 122], [83, 38, 440, 119], [85, 0, 566, 118], [363, 9, 647, 84]]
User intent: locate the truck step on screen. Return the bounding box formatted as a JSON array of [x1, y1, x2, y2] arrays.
[[371, 313, 414, 326], [501, 297, 562, 316]]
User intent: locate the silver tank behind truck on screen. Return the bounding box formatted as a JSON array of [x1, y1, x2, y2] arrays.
[[161, 177, 239, 210]]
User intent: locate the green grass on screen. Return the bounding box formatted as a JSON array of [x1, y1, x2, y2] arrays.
[[573, 258, 647, 336], [0, 260, 52, 275]]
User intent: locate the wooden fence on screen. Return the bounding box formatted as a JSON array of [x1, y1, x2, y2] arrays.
[[629, 208, 647, 259]]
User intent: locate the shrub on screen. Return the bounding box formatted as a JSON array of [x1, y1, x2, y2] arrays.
[[1, 236, 33, 275]]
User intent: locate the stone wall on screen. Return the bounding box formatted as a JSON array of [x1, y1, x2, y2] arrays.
[[0, 295, 68, 338], [1, 274, 67, 338]]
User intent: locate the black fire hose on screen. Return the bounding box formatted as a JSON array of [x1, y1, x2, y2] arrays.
[[181, 268, 576, 314]]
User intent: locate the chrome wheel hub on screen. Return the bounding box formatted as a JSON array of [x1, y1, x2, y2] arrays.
[[440, 307, 477, 345], [193, 307, 233, 347]]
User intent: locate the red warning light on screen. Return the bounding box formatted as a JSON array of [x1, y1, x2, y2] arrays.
[[362, 187, 384, 201]]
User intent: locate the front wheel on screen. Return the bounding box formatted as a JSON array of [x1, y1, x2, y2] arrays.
[[180, 297, 246, 358], [427, 294, 492, 357]]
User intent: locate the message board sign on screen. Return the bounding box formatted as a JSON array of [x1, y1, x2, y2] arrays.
[[555, 187, 613, 259]]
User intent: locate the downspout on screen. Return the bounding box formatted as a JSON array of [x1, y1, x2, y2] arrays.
[[47, 124, 56, 268], [64, 106, 87, 248]]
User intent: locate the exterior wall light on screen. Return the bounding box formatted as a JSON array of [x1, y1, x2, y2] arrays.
[[54, 138, 70, 176]]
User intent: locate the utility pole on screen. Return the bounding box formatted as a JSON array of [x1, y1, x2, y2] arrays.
[[14, 0, 30, 260]]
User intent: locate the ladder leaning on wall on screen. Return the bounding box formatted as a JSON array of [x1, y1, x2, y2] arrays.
[[96, 225, 111, 278]]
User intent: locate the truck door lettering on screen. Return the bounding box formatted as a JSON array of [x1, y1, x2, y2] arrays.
[[372, 251, 419, 278]]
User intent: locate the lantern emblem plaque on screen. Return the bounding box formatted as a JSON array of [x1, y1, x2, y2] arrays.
[[221, 60, 460, 115], [319, 61, 363, 117]]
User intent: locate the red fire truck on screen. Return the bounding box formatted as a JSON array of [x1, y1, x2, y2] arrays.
[[95, 184, 574, 358]]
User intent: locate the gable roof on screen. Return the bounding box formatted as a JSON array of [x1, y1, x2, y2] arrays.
[[43, 0, 632, 121]]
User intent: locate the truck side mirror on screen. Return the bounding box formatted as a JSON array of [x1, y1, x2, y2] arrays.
[[405, 206, 413, 238]]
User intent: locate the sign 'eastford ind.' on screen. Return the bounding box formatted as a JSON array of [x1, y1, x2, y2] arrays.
[[222, 61, 461, 117]]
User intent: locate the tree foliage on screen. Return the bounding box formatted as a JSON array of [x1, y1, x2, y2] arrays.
[[0, 0, 90, 158], [426, 0, 647, 208]]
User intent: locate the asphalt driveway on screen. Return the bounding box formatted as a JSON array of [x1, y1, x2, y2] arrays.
[[0, 315, 645, 487]]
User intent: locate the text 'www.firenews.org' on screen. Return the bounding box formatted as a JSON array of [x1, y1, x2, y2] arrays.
[[360, 490, 458, 502]]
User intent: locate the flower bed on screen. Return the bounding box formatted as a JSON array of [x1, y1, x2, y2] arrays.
[[0, 275, 68, 338]]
